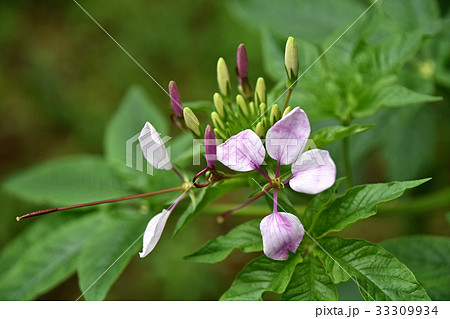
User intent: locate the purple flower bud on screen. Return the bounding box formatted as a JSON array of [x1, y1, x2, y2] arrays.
[[169, 81, 183, 118], [237, 44, 248, 81], [204, 125, 217, 169]]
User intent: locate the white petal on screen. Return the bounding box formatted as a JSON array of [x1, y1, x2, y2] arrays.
[[217, 129, 265, 172], [289, 149, 336, 194], [139, 122, 172, 170], [260, 212, 305, 261], [139, 209, 171, 258], [266, 107, 310, 164]]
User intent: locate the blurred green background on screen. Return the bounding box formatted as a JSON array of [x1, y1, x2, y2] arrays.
[[1, 0, 449, 300]]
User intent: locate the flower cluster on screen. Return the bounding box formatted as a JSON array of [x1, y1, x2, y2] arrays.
[[137, 36, 335, 260]]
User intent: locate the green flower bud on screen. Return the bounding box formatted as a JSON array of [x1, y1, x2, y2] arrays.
[[211, 111, 225, 130], [236, 94, 249, 117], [248, 101, 256, 116], [269, 104, 280, 126], [261, 117, 269, 130], [213, 93, 225, 118], [285, 36, 299, 87], [255, 122, 265, 137], [282, 106, 293, 118], [183, 107, 201, 136], [254, 77, 266, 106], [259, 102, 267, 115], [214, 128, 227, 140], [217, 57, 231, 97]]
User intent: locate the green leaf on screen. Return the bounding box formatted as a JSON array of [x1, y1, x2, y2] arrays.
[[229, 0, 365, 46], [313, 179, 430, 237], [281, 255, 337, 301], [382, 0, 440, 32], [354, 85, 442, 118], [220, 254, 302, 300], [3, 155, 129, 206], [316, 237, 430, 301], [173, 178, 249, 237], [104, 86, 172, 191], [382, 235, 450, 300], [77, 208, 147, 300], [184, 219, 262, 263], [302, 177, 345, 230], [0, 213, 101, 300], [311, 125, 375, 148]]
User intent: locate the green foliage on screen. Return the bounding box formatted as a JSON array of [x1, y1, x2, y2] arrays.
[[77, 208, 148, 301], [173, 178, 249, 237], [3, 155, 130, 206], [281, 255, 337, 301], [312, 179, 430, 237], [184, 219, 262, 263], [316, 237, 430, 301], [382, 235, 450, 300], [0, 213, 101, 300], [311, 125, 375, 148], [220, 254, 302, 301]]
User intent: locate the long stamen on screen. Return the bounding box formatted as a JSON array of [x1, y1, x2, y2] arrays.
[[16, 186, 184, 221], [255, 165, 271, 181], [217, 185, 273, 223], [172, 167, 185, 182]]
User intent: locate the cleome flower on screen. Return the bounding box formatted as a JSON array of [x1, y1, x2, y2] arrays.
[[217, 107, 336, 260]]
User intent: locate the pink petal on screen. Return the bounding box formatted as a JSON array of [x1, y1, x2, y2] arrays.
[[289, 149, 336, 194], [260, 212, 305, 261], [139, 209, 171, 258], [217, 129, 265, 172], [266, 107, 310, 164], [139, 122, 172, 170]]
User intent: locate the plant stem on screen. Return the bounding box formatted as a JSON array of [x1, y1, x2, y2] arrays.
[[17, 186, 184, 221], [282, 88, 293, 112]]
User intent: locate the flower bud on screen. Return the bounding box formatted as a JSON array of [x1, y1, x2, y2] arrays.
[[237, 44, 248, 80], [259, 102, 267, 115], [211, 111, 225, 130], [269, 104, 280, 126], [213, 93, 225, 118], [183, 107, 201, 136], [236, 94, 249, 117], [254, 77, 266, 106], [214, 128, 226, 140], [282, 106, 292, 118], [217, 57, 231, 97], [285, 37, 299, 87], [248, 101, 256, 116], [168, 81, 183, 118], [255, 122, 265, 137], [204, 125, 217, 169]]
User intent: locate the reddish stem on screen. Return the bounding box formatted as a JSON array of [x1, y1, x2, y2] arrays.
[[16, 186, 184, 221]]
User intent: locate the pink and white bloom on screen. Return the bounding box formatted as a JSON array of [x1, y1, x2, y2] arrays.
[[217, 107, 336, 260]]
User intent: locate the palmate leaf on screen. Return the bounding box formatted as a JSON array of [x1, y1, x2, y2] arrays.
[[173, 178, 249, 237], [301, 178, 345, 231], [353, 85, 442, 118], [382, 235, 450, 300], [316, 237, 430, 301], [3, 155, 130, 207], [281, 255, 337, 301], [184, 219, 262, 263], [77, 208, 148, 301], [220, 254, 302, 301], [310, 125, 375, 148], [104, 85, 179, 194], [0, 213, 101, 300], [312, 179, 430, 238]]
